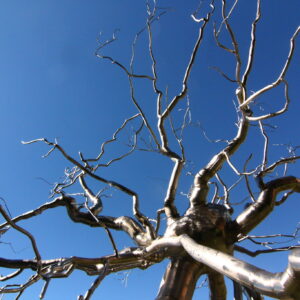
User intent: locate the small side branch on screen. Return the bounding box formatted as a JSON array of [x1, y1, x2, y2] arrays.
[[234, 244, 300, 257], [79, 175, 103, 215], [215, 173, 231, 211], [240, 26, 300, 108], [158, 1, 214, 152], [84, 199, 119, 257], [257, 156, 300, 178], [0, 269, 23, 282], [241, 0, 261, 86], [221, 0, 242, 82], [0, 274, 41, 294], [246, 80, 290, 121], [79, 267, 107, 300], [259, 121, 268, 171], [0, 206, 41, 263], [95, 31, 154, 80], [0, 197, 66, 230], [83, 113, 141, 163]]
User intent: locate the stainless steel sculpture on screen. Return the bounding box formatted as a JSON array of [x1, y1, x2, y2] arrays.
[[0, 0, 299, 299]]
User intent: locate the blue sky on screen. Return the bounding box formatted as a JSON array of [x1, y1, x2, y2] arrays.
[[0, 0, 300, 299]]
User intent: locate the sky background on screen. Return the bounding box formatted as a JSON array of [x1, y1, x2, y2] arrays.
[[0, 0, 300, 299]]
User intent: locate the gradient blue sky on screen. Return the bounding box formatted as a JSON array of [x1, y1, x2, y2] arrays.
[[0, 1, 300, 299]]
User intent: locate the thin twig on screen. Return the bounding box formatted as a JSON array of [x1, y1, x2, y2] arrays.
[[215, 173, 231, 210], [243, 154, 255, 202], [234, 244, 300, 257], [0, 269, 23, 282], [84, 199, 119, 257], [246, 80, 290, 121], [242, 0, 261, 86], [259, 121, 268, 171], [258, 156, 300, 177]]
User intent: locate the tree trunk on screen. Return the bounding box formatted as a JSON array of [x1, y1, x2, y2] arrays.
[[155, 256, 205, 300]]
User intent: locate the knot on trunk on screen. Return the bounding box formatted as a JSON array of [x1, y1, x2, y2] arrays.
[[165, 204, 232, 252]]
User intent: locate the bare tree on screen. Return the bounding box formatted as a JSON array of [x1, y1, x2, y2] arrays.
[[1, 0, 300, 299]]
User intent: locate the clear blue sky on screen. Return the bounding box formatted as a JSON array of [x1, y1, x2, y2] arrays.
[[0, 1, 299, 299]]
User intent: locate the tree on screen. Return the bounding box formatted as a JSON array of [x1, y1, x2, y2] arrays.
[[0, 0, 300, 299]]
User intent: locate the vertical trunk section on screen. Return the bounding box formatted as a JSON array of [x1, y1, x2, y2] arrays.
[[208, 272, 227, 300], [155, 257, 204, 300], [233, 281, 243, 300]]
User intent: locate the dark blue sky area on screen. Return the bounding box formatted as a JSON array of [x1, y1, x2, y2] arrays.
[[0, 1, 299, 299]]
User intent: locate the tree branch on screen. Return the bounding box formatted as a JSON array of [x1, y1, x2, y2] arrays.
[[158, 1, 214, 152], [240, 26, 300, 108], [180, 234, 300, 299], [189, 117, 249, 206], [0, 206, 41, 263], [235, 176, 300, 235], [22, 139, 155, 240]]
